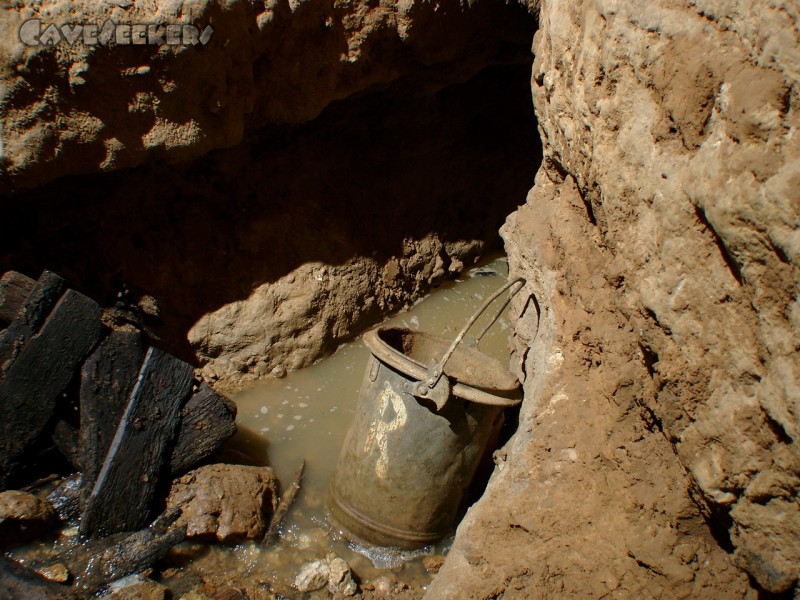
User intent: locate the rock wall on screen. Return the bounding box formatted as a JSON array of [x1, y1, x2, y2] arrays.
[[431, 0, 798, 596], [0, 0, 539, 382], [0, 0, 533, 192]]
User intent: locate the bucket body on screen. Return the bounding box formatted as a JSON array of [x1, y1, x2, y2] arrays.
[[328, 327, 519, 549]]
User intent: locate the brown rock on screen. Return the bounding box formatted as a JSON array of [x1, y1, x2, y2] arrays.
[[423, 555, 445, 574], [293, 559, 329, 593], [33, 563, 70, 584], [0, 490, 56, 522], [167, 464, 278, 543], [108, 579, 168, 600], [327, 555, 357, 597]]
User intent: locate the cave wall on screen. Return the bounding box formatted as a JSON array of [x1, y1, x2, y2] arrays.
[[0, 0, 533, 192], [0, 1, 539, 382], [431, 0, 798, 597]]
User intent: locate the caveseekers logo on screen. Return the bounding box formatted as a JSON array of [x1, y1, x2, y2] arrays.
[[19, 19, 213, 47]]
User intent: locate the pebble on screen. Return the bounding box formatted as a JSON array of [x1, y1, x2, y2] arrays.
[[423, 554, 445, 574], [327, 556, 358, 596], [35, 563, 70, 583], [293, 559, 330, 592], [293, 555, 358, 596]]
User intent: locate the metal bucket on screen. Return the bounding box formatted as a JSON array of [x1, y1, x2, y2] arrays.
[[328, 278, 525, 549]]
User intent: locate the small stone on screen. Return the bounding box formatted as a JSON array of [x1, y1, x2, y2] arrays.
[[327, 556, 357, 596], [423, 554, 445, 573], [0, 490, 56, 522], [371, 574, 399, 597], [108, 579, 168, 599], [137, 294, 160, 317], [34, 562, 70, 583], [293, 559, 330, 592], [270, 365, 287, 378]]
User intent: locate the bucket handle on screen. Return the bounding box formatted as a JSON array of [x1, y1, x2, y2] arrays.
[[415, 276, 526, 399]]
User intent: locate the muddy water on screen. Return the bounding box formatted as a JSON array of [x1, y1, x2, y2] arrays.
[[163, 255, 517, 594]]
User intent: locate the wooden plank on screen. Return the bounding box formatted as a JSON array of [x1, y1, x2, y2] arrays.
[[79, 331, 146, 505], [169, 383, 238, 475], [262, 460, 305, 546], [0, 270, 65, 373], [80, 347, 194, 538], [67, 510, 185, 595], [51, 420, 81, 470], [0, 272, 35, 327], [0, 289, 102, 490]]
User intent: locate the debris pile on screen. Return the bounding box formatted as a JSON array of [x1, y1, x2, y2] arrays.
[[0, 270, 240, 596]]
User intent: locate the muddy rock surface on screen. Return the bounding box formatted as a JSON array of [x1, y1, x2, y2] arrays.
[[1, 0, 539, 383], [1, 61, 539, 383], [431, 0, 799, 597], [0, 0, 533, 192], [167, 464, 278, 543]]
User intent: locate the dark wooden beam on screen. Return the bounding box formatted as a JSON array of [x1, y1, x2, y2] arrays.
[[0, 272, 35, 327], [169, 382, 238, 475], [80, 347, 194, 537], [0, 270, 65, 372], [78, 331, 146, 506], [0, 289, 102, 490]]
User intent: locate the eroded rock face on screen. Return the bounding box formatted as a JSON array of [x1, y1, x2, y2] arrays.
[[432, 0, 798, 596], [0, 0, 534, 192], [0, 8, 539, 382]]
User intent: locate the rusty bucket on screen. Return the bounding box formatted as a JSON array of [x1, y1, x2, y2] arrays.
[[328, 278, 525, 549]]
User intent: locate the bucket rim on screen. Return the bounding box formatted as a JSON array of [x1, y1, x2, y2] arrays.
[[363, 327, 522, 407]]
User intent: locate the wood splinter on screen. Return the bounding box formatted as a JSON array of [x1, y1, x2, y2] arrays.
[[262, 460, 305, 547]]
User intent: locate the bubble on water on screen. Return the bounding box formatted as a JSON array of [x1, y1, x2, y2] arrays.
[[293, 415, 302, 421], [347, 539, 432, 569], [409, 316, 420, 328], [298, 402, 308, 408], [260, 427, 269, 433], [277, 413, 284, 419], [282, 400, 289, 405], [286, 424, 295, 431], [260, 406, 269, 414]]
